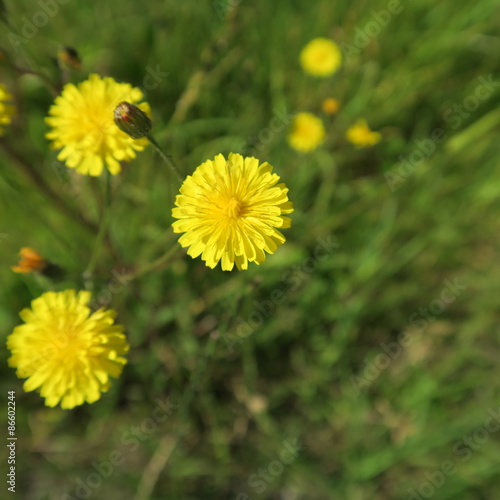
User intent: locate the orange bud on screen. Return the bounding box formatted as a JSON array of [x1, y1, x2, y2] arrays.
[[322, 98, 340, 115], [11, 248, 46, 274]]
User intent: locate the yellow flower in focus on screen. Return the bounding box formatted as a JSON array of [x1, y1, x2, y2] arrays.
[[300, 38, 342, 77], [46, 74, 150, 176], [7, 290, 129, 409], [322, 98, 340, 115], [11, 247, 46, 274], [172, 153, 294, 271], [288, 112, 325, 153], [346, 119, 382, 148], [0, 84, 15, 135]]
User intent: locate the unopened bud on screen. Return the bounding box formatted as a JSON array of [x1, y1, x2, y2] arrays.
[[113, 101, 152, 139], [322, 98, 340, 115], [11, 247, 65, 280], [11, 247, 46, 274], [57, 47, 81, 70]]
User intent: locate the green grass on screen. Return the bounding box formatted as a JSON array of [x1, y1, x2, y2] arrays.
[[1, 0, 500, 498]]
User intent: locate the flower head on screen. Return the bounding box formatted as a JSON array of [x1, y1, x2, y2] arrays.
[[288, 112, 325, 153], [0, 83, 15, 135], [11, 247, 46, 274], [346, 119, 381, 148], [300, 38, 342, 77], [114, 101, 152, 139], [46, 74, 150, 176], [322, 98, 340, 115], [7, 290, 129, 409], [172, 153, 293, 271]]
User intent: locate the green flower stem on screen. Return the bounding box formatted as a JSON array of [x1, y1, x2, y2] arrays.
[[177, 334, 218, 428], [134, 243, 181, 278], [146, 134, 184, 183], [10, 64, 59, 96], [83, 173, 112, 285]]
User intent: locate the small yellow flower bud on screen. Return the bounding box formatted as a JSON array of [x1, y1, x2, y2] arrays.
[[113, 101, 152, 139], [322, 98, 340, 115]]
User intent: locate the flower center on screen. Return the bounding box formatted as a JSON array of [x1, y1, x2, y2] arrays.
[[224, 198, 242, 219], [76, 105, 117, 153], [316, 50, 329, 64]]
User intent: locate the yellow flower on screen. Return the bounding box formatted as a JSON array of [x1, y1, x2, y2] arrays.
[[322, 98, 340, 115], [288, 112, 325, 153], [0, 84, 15, 135], [172, 153, 293, 271], [46, 74, 150, 176], [300, 38, 342, 77], [7, 290, 129, 409], [346, 119, 382, 148], [11, 247, 46, 274]]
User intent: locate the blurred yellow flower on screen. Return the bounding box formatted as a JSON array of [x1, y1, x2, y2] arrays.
[[300, 38, 342, 77], [46, 74, 150, 176], [11, 247, 46, 274], [0, 83, 15, 135], [172, 153, 293, 271], [322, 98, 340, 115], [346, 119, 381, 148], [7, 290, 129, 409], [288, 112, 325, 153]]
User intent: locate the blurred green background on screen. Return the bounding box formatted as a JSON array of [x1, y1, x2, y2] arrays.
[[1, 0, 500, 498]]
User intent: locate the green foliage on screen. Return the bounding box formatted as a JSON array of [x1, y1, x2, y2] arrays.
[[1, 0, 500, 498]]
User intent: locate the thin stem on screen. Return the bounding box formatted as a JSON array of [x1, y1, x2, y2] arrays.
[[134, 243, 181, 278], [177, 334, 218, 430], [83, 173, 112, 285], [8, 64, 59, 96], [2, 16, 60, 96], [133, 435, 177, 500], [146, 134, 183, 183]]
